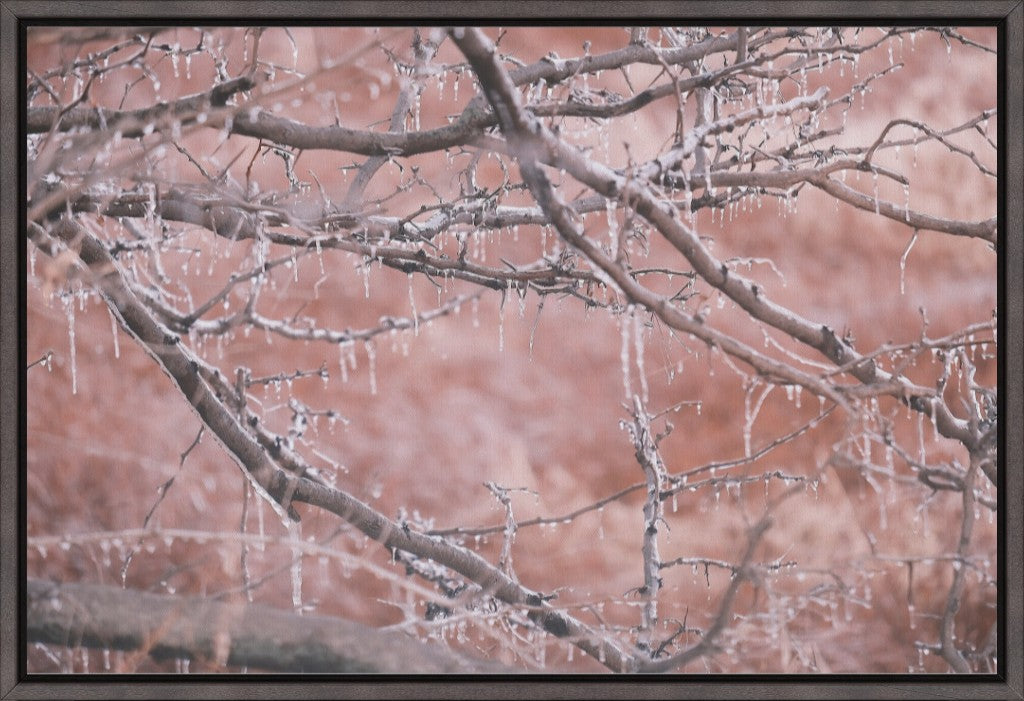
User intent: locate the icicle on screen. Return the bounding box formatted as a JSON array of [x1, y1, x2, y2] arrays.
[[63, 294, 77, 395], [288, 521, 303, 613], [340, 342, 353, 383], [634, 311, 649, 404], [606, 198, 618, 250], [743, 393, 754, 458], [108, 307, 120, 359], [620, 309, 633, 401], [498, 296, 505, 352], [365, 341, 377, 395], [408, 274, 419, 336], [916, 409, 926, 463], [899, 230, 918, 295], [314, 239, 325, 275], [529, 298, 544, 360]]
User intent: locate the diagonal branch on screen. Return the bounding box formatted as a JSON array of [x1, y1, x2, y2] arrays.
[[38, 217, 296, 517]]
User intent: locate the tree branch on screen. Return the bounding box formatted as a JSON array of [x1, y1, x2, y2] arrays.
[[27, 578, 515, 673]]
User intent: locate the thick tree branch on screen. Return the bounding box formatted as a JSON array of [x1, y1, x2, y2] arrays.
[[27, 578, 514, 673]]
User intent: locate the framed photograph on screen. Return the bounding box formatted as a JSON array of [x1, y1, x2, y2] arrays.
[[4, 2, 1021, 698]]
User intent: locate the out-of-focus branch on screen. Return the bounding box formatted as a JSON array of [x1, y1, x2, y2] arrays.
[[939, 456, 980, 672], [27, 578, 515, 673]]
